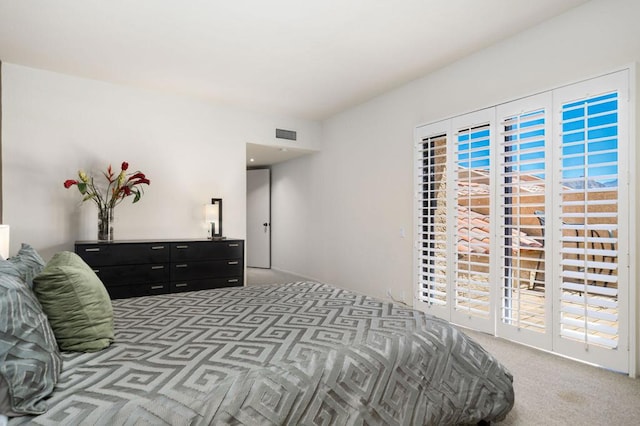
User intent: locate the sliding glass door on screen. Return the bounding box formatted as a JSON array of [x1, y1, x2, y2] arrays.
[[415, 70, 631, 373]]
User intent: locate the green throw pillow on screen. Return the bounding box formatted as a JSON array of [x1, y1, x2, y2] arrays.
[[33, 251, 114, 352]]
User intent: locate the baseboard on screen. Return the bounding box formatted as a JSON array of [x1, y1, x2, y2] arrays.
[[269, 266, 324, 284]]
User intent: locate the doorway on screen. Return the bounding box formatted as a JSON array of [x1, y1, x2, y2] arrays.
[[247, 168, 271, 268]]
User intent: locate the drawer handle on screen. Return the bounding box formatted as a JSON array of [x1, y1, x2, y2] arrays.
[[92, 269, 100, 273], [175, 264, 188, 268], [151, 265, 164, 270], [151, 285, 164, 290], [228, 261, 239, 265], [228, 243, 240, 247], [175, 283, 188, 288], [227, 279, 239, 283], [85, 248, 101, 252], [176, 245, 189, 249], [151, 246, 166, 250]]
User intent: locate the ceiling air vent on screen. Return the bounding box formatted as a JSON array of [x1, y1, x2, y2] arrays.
[[275, 128, 297, 141]]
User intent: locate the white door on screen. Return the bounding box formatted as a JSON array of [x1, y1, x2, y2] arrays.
[[247, 169, 271, 268]]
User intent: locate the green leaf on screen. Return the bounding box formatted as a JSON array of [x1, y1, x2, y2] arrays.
[[78, 182, 87, 194]]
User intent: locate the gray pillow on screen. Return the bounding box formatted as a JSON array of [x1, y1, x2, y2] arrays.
[[0, 243, 46, 288], [0, 274, 62, 416], [33, 251, 114, 352]]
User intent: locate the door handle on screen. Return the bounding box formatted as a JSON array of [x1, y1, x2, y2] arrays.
[[263, 222, 270, 233]]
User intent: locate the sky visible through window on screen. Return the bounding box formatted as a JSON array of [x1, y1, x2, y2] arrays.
[[562, 92, 618, 187], [458, 127, 490, 169], [457, 92, 618, 188]]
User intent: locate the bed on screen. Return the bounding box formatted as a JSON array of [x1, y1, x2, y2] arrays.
[[7, 280, 514, 425]]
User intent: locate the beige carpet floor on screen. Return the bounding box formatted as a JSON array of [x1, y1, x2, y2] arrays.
[[463, 328, 640, 425]]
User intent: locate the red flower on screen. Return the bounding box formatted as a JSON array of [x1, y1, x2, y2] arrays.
[[121, 162, 129, 171], [64, 179, 78, 188], [123, 186, 132, 196], [127, 172, 145, 181]]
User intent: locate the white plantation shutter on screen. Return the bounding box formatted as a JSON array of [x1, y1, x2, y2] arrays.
[[416, 132, 448, 310], [496, 93, 552, 349], [551, 71, 629, 372], [448, 108, 495, 333], [554, 71, 629, 373], [454, 124, 491, 318]]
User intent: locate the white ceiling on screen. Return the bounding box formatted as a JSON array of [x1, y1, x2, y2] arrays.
[[247, 143, 317, 168], [1, 0, 590, 167], [0, 0, 589, 123]]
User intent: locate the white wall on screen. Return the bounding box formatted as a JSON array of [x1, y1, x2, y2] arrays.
[[271, 0, 640, 308], [2, 63, 320, 260]]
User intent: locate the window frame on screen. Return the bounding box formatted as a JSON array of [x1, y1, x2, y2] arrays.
[[413, 68, 634, 375]]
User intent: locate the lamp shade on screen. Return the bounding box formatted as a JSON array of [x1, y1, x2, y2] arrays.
[[0, 225, 10, 259], [205, 204, 219, 224]]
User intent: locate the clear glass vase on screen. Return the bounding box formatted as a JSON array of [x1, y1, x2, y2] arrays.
[[97, 207, 115, 241]]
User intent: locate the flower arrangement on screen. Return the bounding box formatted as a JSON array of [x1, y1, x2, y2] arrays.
[[64, 162, 150, 240], [64, 161, 150, 208]]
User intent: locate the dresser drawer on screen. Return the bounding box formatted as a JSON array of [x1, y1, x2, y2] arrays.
[[133, 282, 170, 297], [76, 243, 170, 266], [90, 263, 169, 285], [104, 284, 134, 299], [171, 241, 243, 261], [170, 277, 243, 293], [171, 259, 242, 281]]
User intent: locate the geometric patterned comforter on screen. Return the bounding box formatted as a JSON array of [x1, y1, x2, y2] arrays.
[[11, 282, 514, 425]]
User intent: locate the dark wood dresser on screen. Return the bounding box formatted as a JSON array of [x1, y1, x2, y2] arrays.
[[74, 239, 244, 299]]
